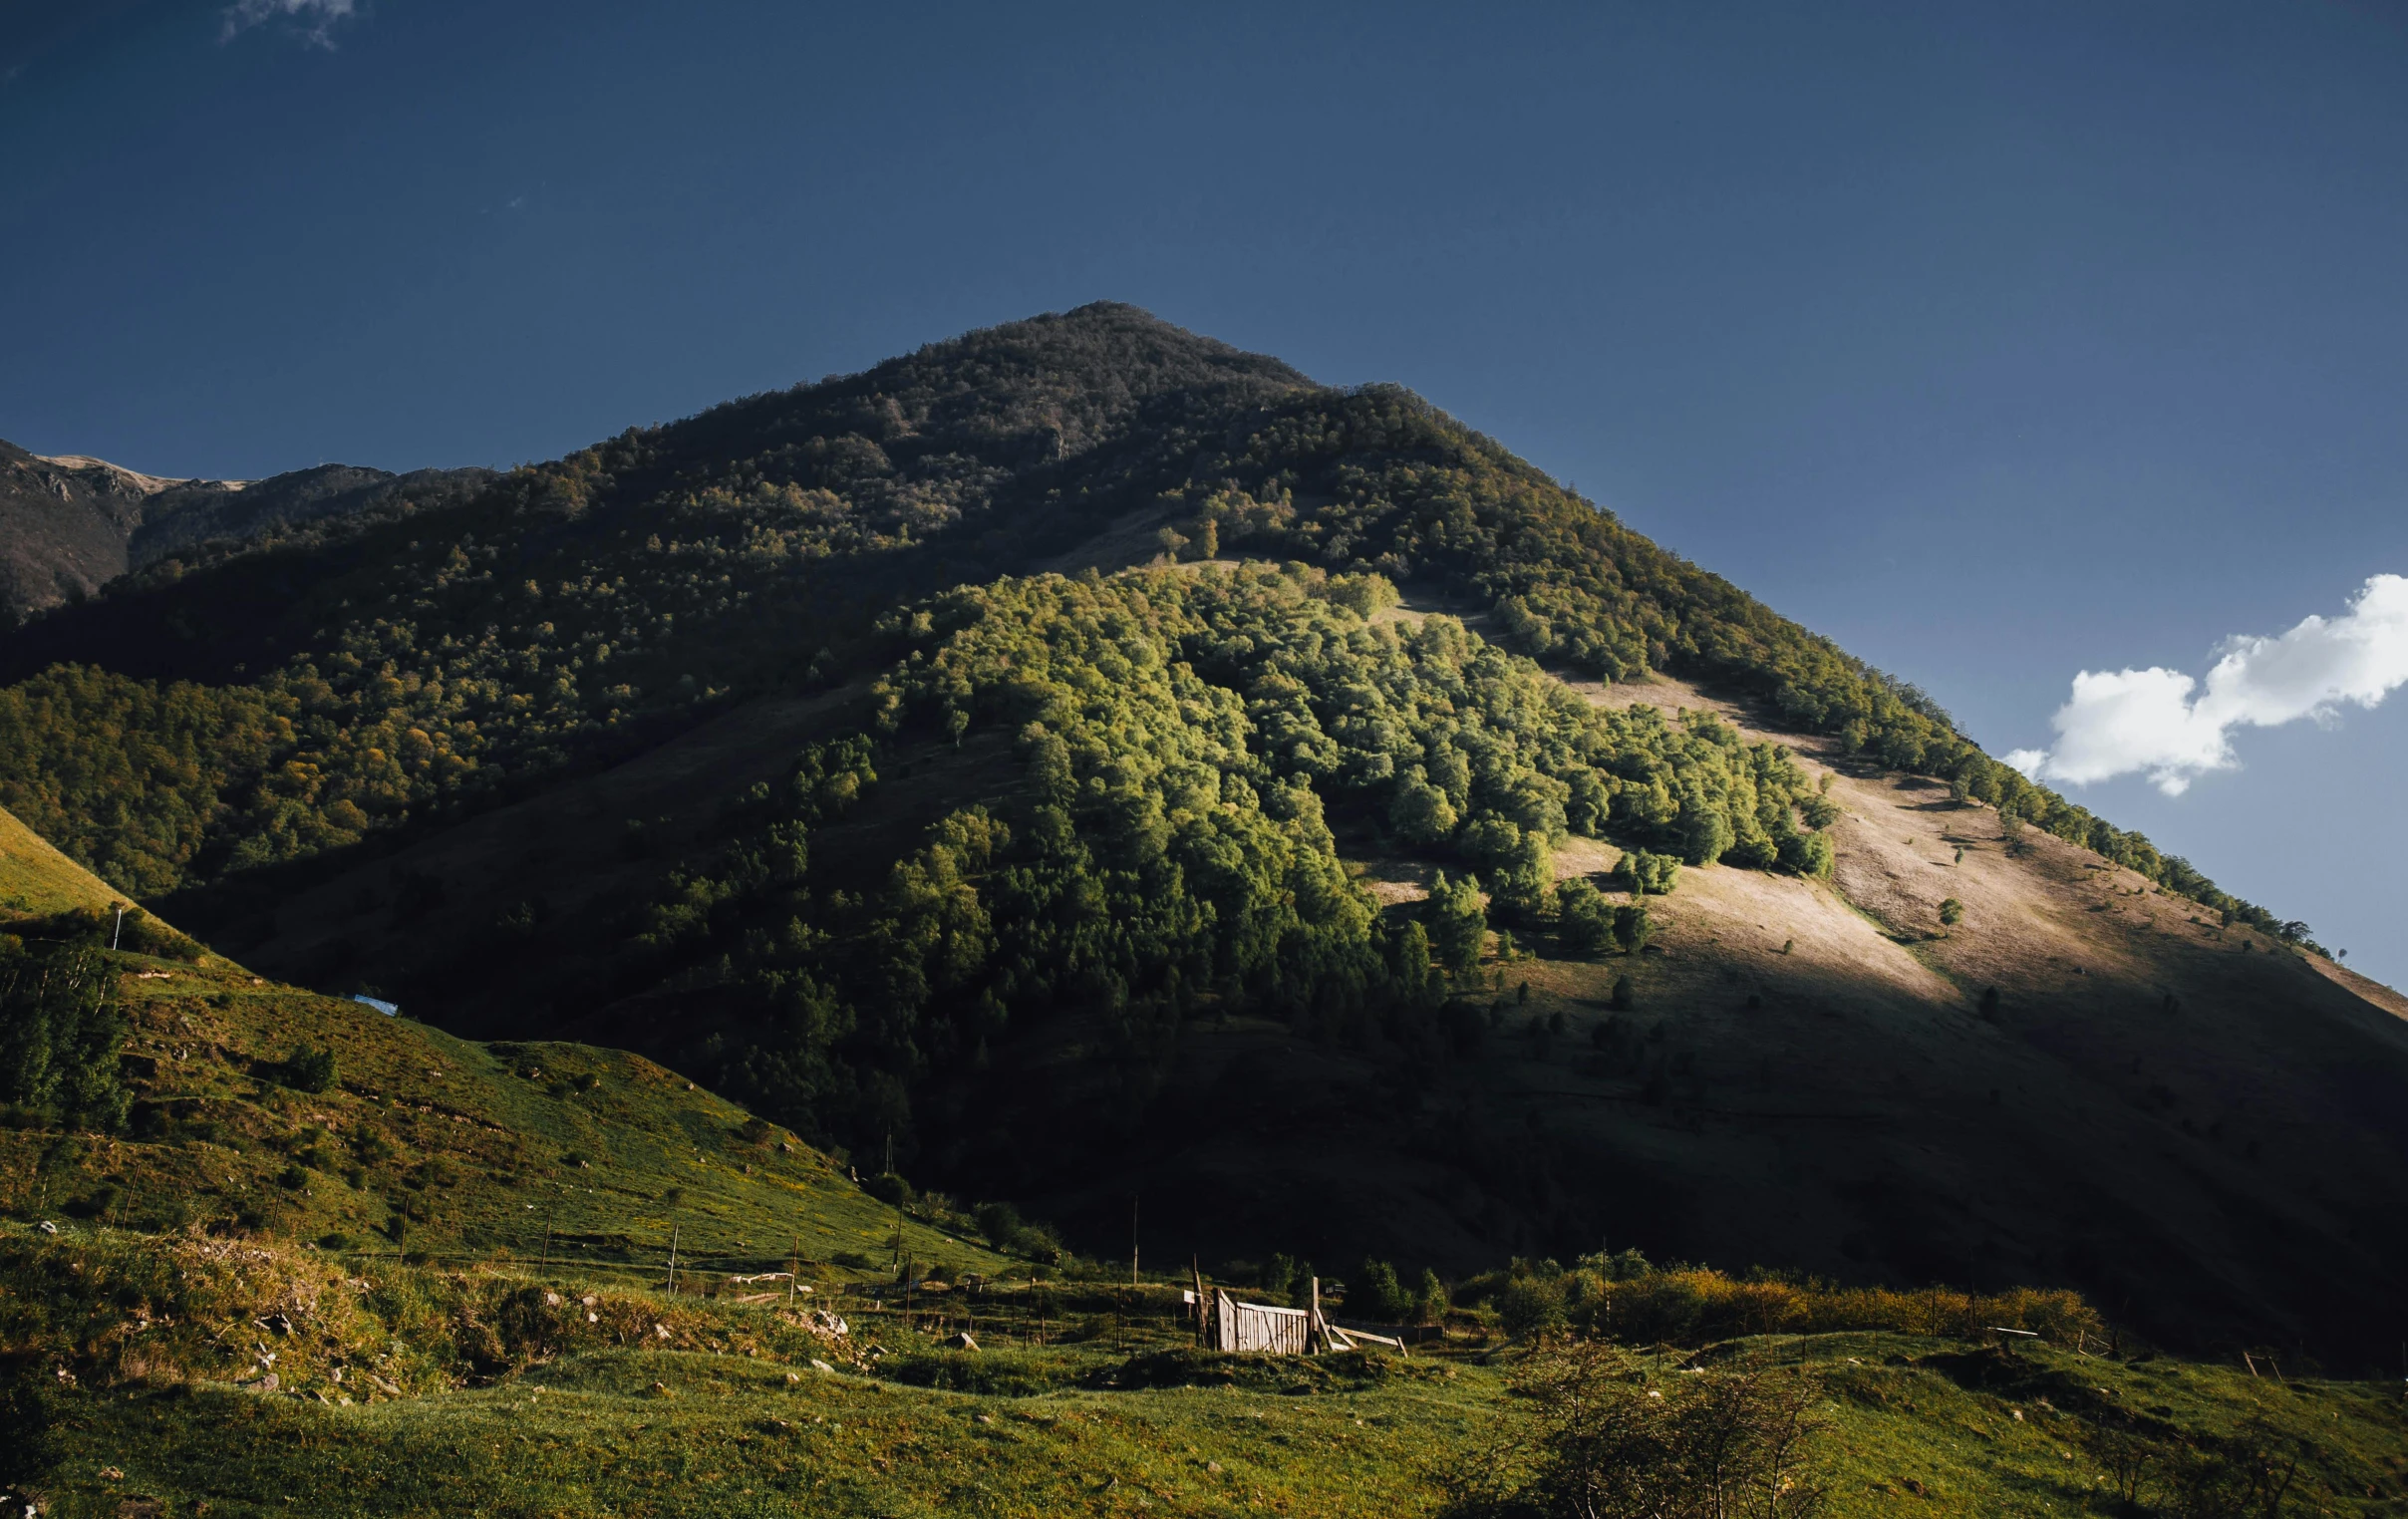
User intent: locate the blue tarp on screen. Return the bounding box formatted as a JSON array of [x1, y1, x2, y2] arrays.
[[352, 996, 401, 1017]]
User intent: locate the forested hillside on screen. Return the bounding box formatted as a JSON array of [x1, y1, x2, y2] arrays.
[[1, 304, 2396, 1367], [0, 306, 2295, 940]]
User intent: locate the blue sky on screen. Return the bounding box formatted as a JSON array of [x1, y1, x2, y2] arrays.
[[4, 1, 2405, 981]]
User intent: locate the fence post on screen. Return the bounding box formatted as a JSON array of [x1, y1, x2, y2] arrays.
[[665, 1222, 681, 1296]]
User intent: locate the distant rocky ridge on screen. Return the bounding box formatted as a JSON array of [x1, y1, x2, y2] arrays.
[[0, 439, 492, 623]]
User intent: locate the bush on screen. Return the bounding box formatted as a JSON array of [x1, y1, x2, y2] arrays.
[[277, 1044, 337, 1094], [1439, 1342, 1830, 1519], [1616, 849, 1680, 897], [974, 1200, 1024, 1251], [1938, 897, 1964, 927]]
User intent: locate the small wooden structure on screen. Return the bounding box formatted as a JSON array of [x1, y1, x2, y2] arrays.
[[1193, 1268, 1406, 1357], [1207, 1292, 1314, 1355]]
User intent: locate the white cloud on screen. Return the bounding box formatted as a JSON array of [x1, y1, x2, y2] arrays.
[[221, 0, 361, 48], [2009, 573, 2408, 796]]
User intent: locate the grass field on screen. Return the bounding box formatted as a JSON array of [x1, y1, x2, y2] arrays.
[[8, 1222, 2406, 1519]]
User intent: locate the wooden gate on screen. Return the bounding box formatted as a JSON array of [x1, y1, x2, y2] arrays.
[[1210, 1294, 1311, 1355]]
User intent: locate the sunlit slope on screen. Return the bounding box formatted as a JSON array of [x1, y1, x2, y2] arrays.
[[0, 798, 129, 920], [0, 945, 1007, 1278]]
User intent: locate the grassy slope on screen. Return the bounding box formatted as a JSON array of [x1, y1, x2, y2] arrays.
[[2, 800, 1005, 1279], [0, 947, 1007, 1278], [1, 801, 128, 920], [8, 1231, 2404, 1519]]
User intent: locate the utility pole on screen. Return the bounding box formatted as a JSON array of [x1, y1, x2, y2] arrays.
[[1130, 1194, 1139, 1288], [111, 904, 127, 952]]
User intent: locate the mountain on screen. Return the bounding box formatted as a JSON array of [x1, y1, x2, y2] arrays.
[[0, 439, 493, 626], [0, 304, 2400, 1369]]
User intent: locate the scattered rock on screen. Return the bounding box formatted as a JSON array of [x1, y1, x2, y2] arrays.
[[98, 1468, 124, 1482], [945, 1332, 979, 1352], [1207, 1462, 1223, 1474], [810, 1360, 836, 1374], [543, 1292, 561, 1308], [648, 1381, 672, 1397], [36, 1221, 56, 1236]]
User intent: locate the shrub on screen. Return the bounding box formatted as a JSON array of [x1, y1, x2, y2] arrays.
[[974, 1200, 1025, 1252], [277, 1045, 336, 1094], [1616, 849, 1680, 897], [1938, 897, 1964, 927], [1439, 1342, 1831, 1519]]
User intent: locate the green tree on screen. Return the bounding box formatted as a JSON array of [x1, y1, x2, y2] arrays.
[[1427, 871, 1487, 977], [1614, 905, 1653, 957], [1416, 1267, 1450, 1325], [1679, 803, 1735, 867], [1556, 879, 1614, 959], [1938, 898, 1964, 927], [1354, 1257, 1413, 1322]]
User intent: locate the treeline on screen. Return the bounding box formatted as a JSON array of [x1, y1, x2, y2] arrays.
[[611, 562, 1839, 1159]]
